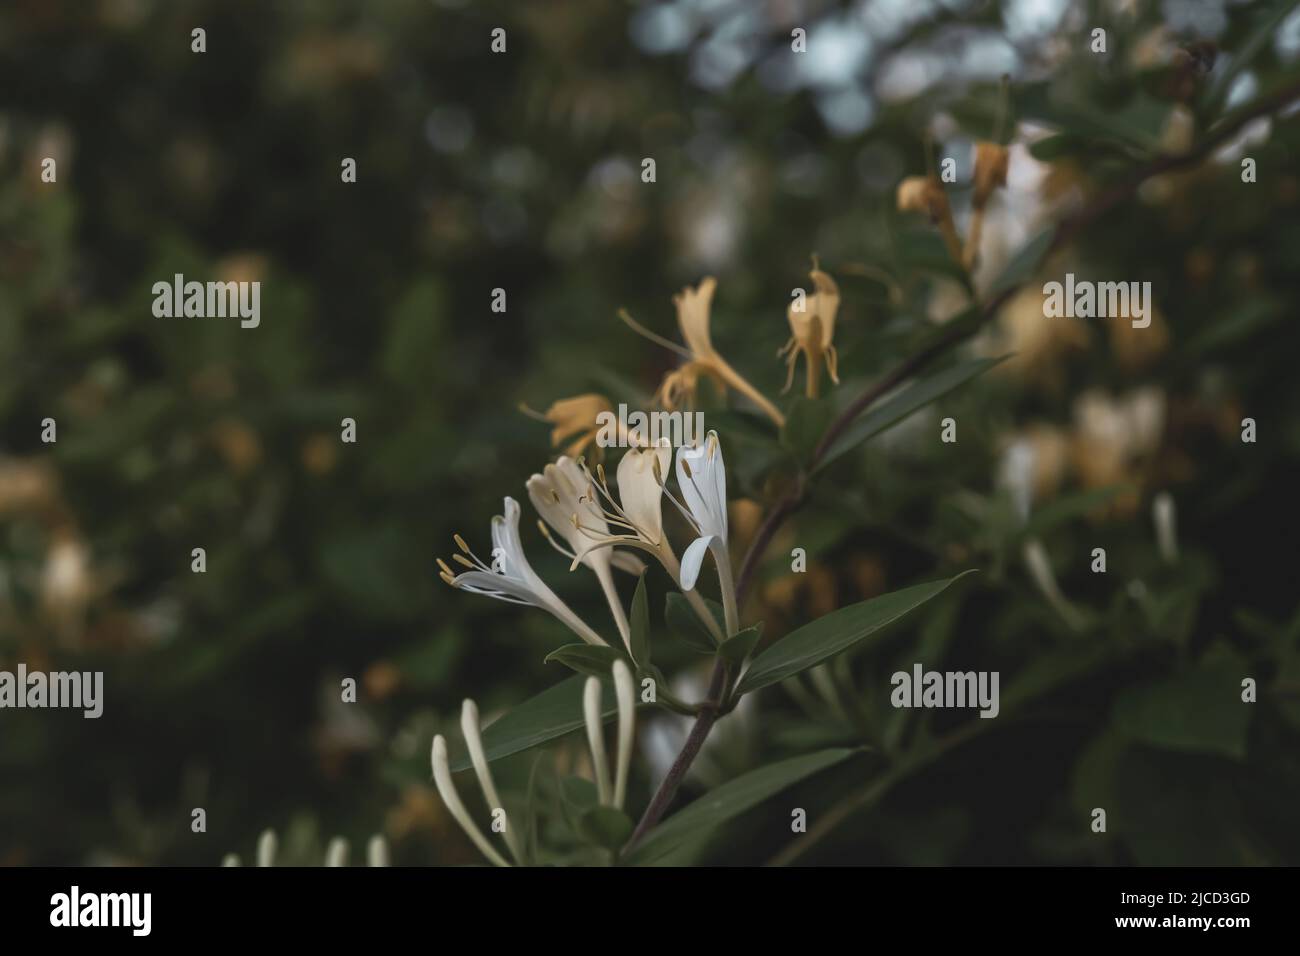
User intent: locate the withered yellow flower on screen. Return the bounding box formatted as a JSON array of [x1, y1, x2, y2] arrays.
[[971, 142, 1009, 207], [521, 393, 614, 458], [778, 265, 841, 398], [897, 175, 963, 266], [622, 278, 785, 427], [967, 142, 1010, 268]]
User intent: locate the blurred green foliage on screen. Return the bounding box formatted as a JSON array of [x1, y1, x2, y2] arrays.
[[1, 0, 1298, 865]]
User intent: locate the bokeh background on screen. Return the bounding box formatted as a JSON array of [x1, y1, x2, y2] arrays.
[[2, 0, 1299, 865]]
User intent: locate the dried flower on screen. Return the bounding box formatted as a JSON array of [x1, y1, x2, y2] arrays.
[[779, 264, 841, 398]]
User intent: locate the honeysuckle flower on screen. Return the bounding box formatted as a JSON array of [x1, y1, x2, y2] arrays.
[[897, 174, 963, 266], [673, 432, 739, 636], [528, 457, 632, 650], [999, 440, 1082, 630], [436, 662, 638, 867], [461, 698, 524, 864], [621, 278, 786, 427], [779, 264, 841, 398], [325, 837, 348, 867], [971, 142, 1009, 207], [1153, 491, 1178, 563], [366, 834, 390, 867], [583, 677, 613, 806], [438, 496, 607, 646], [564, 442, 725, 645], [520, 393, 616, 459], [612, 659, 635, 810], [431, 734, 511, 868], [256, 829, 277, 867], [566, 441, 672, 568], [223, 829, 390, 867], [1070, 388, 1165, 518], [1022, 538, 1084, 632], [965, 142, 1010, 268], [583, 661, 637, 811], [999, 440, 1037, 525]]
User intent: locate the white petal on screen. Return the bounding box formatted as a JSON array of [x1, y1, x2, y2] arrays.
[[676, 442, 726, 539], [679, 534, 718, 592], [616, 444, 668, 540]]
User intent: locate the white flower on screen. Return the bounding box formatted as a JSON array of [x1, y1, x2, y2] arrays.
[[438, 496, 607, 646], [256, 829, 277, 867], [583, 660, 638, 811], [583, 677, 613, 806], [366, 834, 390, 867], [612, 659, 636, 810], [528, 457, 633, 650], [325, 837, 348, 867], [567, 442, 674, 568], [673, 432, 739, 635], [565, 441, 725, 644], [430, 734, 511, 867], [461, 699, 524, 864], [1153, 491, 1177, 563]]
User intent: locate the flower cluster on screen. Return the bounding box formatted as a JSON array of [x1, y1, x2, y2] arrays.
[[438, 430, 740, 650], [430, 659, 637, 866]]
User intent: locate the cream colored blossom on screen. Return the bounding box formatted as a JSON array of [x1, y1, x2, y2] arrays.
[[622, 278, 785, 426], [779, 265, 841, 398]]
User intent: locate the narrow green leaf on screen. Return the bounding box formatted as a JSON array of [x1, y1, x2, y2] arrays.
[[665, 592, 721, 654], [629, 573, 650, 667], [577, 805, 635, 851], [1204, 0, 1294, 113], [545, 643, 625, 679], [736, 572, 976, 695], [720, 623, 763, 667], [449, 676, 615, 772], [623, 748, 855, 865], [989, 226, 1054, 297], [817, 358, 1006, 472], [1021, 485, 1132, 539], [1111, 647, 1251, 759]]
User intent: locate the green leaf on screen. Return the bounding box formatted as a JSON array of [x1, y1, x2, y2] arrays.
[[704, 409, 780, 446], [665, 592, 721, 653], [736, 572, 976, 695], [545, 643, 625, 678], [781, 396, 834, 467], [623, 748, 855, 865], [988, 227, 1054, 297], [816, 358, 1006, 471], [1014, 85, 1169, 154], [576, 805, 635, 851], [629, 573, 650, 667], [720, 623, 763, 667], [1021, 485, 1132, 539], [1204, 0, 1294, 114], [1028, 133, 1085, 161], [1111, 648, 1251, 759], [449, 676, 615, 772], [895, 227, 973, 291]]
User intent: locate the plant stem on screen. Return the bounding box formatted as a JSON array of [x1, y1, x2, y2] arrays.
[[621, 76, 1300, 857], [623, 659, 727, 853]]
